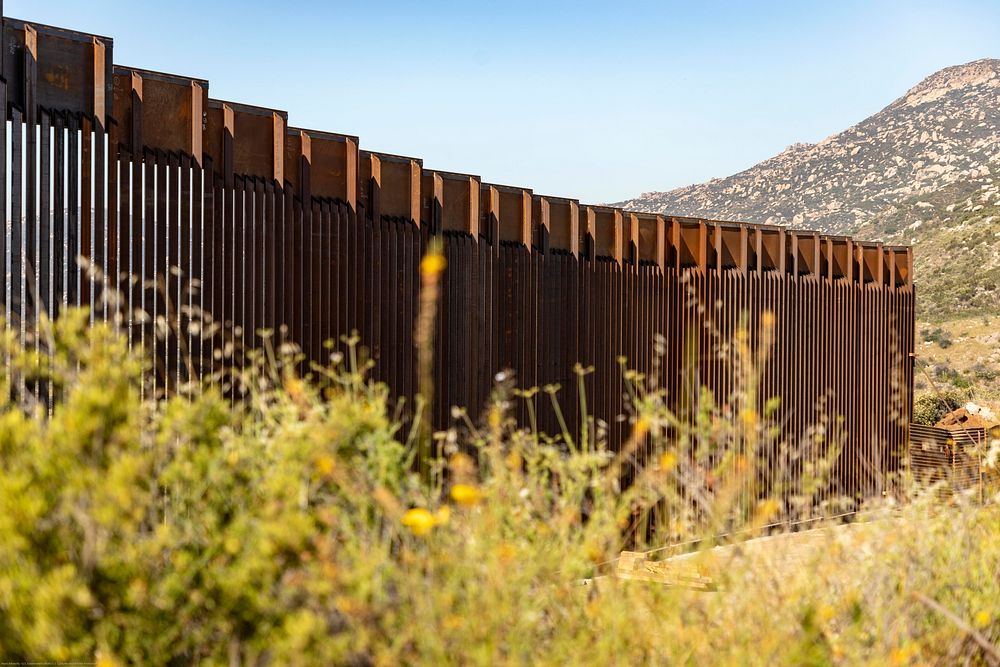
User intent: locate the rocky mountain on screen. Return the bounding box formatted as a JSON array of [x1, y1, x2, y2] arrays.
[[616, 59, 1000, 238]]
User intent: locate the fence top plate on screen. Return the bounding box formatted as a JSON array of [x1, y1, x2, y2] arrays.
[[207, 97, 287, 120], [114, 64, 209, 88], [537, 194, 579, 205], [5, 16, 114, 45], [487, 182, 533, 195], [287, 126, 359, 145], [361, 149, 423, 166], [586, 204, 622, 213], [429, 168, 480, 181]]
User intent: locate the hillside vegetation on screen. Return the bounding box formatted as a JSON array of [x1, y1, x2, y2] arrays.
[[618, 59, 1000, 411], [859, 172, 1000, 320], [0, 311, 998, 665], [859, 174, 1000, 410]]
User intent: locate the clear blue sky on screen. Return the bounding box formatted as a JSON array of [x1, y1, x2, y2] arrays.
[[9, 0, 999, 203]]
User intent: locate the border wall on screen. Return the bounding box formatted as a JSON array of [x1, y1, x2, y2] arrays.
[[0, 11, 914, 522]]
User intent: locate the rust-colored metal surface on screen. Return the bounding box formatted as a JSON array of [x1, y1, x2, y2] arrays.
[[0, 12, 915, 525], [909, 424, 995, 499]]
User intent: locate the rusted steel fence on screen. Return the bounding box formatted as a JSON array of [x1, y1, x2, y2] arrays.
[[1, 12, 914, 522]]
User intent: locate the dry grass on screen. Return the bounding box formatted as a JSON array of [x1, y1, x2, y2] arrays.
[[0, 308, 997, 665]]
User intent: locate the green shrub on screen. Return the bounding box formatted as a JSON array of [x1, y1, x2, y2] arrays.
[[912, 388, 969, 425], [921, 326, 953, 348]]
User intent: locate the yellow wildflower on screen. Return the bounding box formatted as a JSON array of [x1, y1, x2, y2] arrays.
[[224, 536, 241, 555], [889, 644, 917, 666], [633, 417, 651, 439], [495, 543, 518, 564], [488, 409, 502, 431], [401, 508, 437, 536], [752, 499, 781, 525], [442, 614, 463, 631], [96, 652, 121, 667], [420, 253, 447, 277], [975, 610, 991, 628], [449, 452, 475, 478], [450, 483, 483, 506], [660, 451, 678, 471], [315, 454, 337, 477], [284, 376, 306, 401]]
